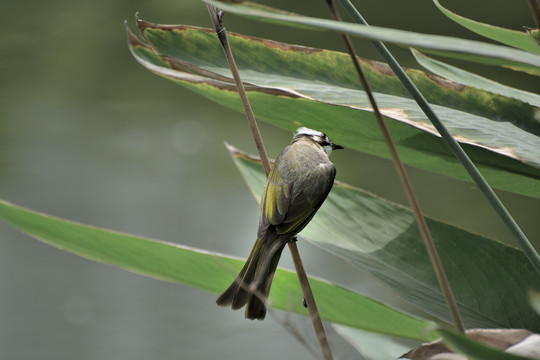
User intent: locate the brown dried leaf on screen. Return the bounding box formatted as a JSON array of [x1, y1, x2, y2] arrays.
[[403, 329, 532, 359]]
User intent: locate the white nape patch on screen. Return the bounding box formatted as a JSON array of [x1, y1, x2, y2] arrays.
[[296, 127, 324, 137]]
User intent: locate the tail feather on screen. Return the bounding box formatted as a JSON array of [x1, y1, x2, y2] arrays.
[[216, 236, 287, 320], [245, 242, 284, 319], [216, 239, 263, 309]]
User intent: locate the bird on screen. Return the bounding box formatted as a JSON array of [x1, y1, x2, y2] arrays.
[[216, 127, 343, 320]]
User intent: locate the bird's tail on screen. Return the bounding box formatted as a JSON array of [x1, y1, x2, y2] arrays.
[[216, 236, 286, 320]]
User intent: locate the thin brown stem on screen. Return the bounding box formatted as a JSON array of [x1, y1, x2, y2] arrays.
[[206, 5, 271, 176], [206, 4, 333, 359], [325, 0, 465, 334], [527, 0, 540, 30], [288, 240, 333, 360]]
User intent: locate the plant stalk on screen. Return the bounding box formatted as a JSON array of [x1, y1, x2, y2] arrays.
[[288, 239, 333, 360], [206, 6, 271, 176], [326, 0, 465, 334], [206, 4, 333, 359], [527, 0, 540, 30]]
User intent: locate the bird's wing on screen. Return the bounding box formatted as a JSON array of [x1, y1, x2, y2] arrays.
[[258, 146, 336, 239], [277, 163, 336, 236]]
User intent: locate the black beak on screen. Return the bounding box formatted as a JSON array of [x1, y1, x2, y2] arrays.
[[331, 142, 344, 150]]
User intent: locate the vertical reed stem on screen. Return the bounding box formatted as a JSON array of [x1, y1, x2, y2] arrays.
[[326, 0, 465, 334]]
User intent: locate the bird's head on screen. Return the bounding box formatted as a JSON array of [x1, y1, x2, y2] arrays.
[[293, 127, 343, 156]]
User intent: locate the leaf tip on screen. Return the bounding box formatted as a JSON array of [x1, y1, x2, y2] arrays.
[[224, 141, 237, 157], [136, 15, 154, 35]]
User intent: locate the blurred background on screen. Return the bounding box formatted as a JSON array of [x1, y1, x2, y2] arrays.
[[1, 0, 539, 359]]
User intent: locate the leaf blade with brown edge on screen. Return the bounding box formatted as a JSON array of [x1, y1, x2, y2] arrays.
[[126, 21, 540, 201]]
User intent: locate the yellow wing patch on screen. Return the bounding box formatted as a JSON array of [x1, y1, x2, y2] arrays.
[[260, 165, 290, 226]]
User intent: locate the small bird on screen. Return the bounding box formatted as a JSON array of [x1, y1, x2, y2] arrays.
[[216, 127, 343, 320]]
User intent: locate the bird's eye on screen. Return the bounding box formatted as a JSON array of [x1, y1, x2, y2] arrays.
[[310, 134, 332, 147]]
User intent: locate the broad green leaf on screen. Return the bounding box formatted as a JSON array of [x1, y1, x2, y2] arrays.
[[127, 21, 540, 201], [135, 18, 540, 137], [412, 49, 540, 107], [433, 0, 540, 55], [205, 0, 540, 76], [0, 198, 433, 340], [438, 329, 537, 360], [229, 145, 540, 331]]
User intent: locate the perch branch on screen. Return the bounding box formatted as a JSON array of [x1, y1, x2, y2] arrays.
[[206, 4, 333, 359]]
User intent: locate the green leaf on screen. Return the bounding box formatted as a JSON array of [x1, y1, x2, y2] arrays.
[[205, 0, 540, 76], [229, 145, 540, 331], [417, 48, 540, 77], [433, 0, 540, 55], [438, 329, 537, 360], [412, 49, 540, 107], [0, 198, 433, 340], [127, 21, 540, 201]]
